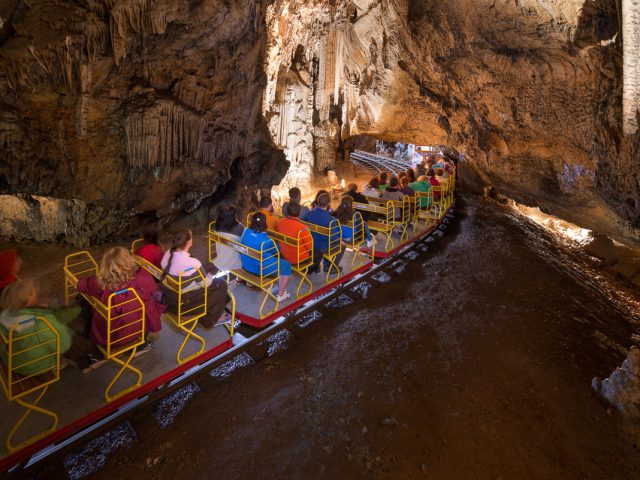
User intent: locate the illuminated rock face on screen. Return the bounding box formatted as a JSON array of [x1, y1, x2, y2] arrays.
[[264, 0, 640, 241], [0, 0, 639, 243]]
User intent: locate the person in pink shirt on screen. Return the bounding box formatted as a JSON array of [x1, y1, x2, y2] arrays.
[[135, 224, 164, 268]]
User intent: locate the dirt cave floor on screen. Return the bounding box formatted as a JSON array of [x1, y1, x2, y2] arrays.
[[35, 195, 640, 479]]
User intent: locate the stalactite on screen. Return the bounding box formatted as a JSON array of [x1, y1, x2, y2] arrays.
[[325, 27, 336, 112], [334, 27, 344, 106], [124, 99, 206, 170], [110, 0, 149, 66], [622, 0, 640, 135]]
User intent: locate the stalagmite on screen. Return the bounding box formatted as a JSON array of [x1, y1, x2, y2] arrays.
[[622, 0, 640, 135]]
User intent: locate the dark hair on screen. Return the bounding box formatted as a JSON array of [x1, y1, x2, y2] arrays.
[[368, 177, 380, 189], [259, 197, 273, 209], [401, 177, 411, 187], [389, 176, 399, 187], [334, 196, 355, 223], [160, 229, 192, 282], [427, 168, 436, 177], [250, 212, 268, 232], [289, 187, 301, 200], [313, 189, 329, 208], [406, 168, 416, 183], [142, 224, 161, 245], [287, 201, 301, 218], [215, 205, 238, 233], [317, 193, 331, 208], [379, 172, 388, 183], [347, 183, 358, 193]]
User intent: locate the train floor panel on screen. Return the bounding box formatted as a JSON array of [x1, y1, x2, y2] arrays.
[[363, 223, 439, 258], [232, 249, 374, 328], [0, 321, 231, 460]]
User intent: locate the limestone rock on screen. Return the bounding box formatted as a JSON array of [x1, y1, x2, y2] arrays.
[[593, 347, 640, 417]]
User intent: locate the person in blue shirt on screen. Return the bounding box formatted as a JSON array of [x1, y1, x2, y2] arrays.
[[240, 212, 292, 302], [305, 193, 345, 274]]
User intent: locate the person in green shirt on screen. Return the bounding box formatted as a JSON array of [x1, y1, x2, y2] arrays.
[[0, 279, 79, 376], [410, 175, 433, 208]]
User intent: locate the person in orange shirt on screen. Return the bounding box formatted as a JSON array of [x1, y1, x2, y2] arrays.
[[276, 202, 320, 274], [259, 197, 278, 231]]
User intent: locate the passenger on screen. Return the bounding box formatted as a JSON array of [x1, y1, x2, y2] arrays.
[[405, 168, 417, 183], [334, 195, 373, 246], [282, 187, 310, 218], [399, 177, 415, 197], [160, 230, 229, 327], [77, 247, 163, 369], [212, 205, 245, 273], [276, 202, 319, 274], [410, 175, 433, 208], [378, 172, 388, 193], [427, 168, 441, 200], [0, 249, 21, 293], [311, 190, 334, 214], [361, 177, 381, 198], [435, 167, 447, 184], [345, 183, 368, 204], [305, 193, 345, 274], [0, 279, 86, 374], [381, 176, 405, 223], [398, 171, 407, 181], [259, 197, 278, 231], [415, 159, 427, 178], [134, 224, 164, 268], [241, 212, 291, 301]]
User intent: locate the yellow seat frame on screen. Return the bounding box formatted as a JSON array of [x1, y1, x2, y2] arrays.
[[266, 227, 314, 299], [208, 227, 281, 319], [299, 218, 343, 283], [356, 199, 394, 251], [341, 211, 374, 266], [0, 316, 60, 453], [64, 251, 145, 403]]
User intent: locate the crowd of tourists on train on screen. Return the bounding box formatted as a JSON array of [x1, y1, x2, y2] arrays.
[[0, 154, 455, 380]]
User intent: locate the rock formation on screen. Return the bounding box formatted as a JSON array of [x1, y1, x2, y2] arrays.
[[1, 0, 639, 244], [593, 347, 640, 417], [0, 0, 287, 245]]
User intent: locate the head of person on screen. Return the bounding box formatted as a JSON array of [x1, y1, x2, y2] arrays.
[[406, 168, 416, 182], [400, 177, 410, 187], [435, 168, 444, 176], [347, 183, 358, 194], [368, 177, 379, 189], [250, 212, 268, 232], [286, 201, 301, 218], [313, 190, 329, 207], [427, 168, 436, 177], [259, 196, 273, 212], [215, 205, 239, 233], [99, 247, 139, 291], [160, 230, 193, 281], [398, 171, 407, 180], [379, 172, 388, 184], [335, 195, 355, 223], [0, 278, 37, 311], [142, 223, 161, 246], [317, 192, 331, 210], [288, 187, 301, 202], [417, 175, 428, 182], [389, 176, 399, 188]]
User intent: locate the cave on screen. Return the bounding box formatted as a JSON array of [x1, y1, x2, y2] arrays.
[[2, 0, 640, 478]]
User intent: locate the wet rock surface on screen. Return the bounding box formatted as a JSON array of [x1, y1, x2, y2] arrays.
[[77, 197, 640, 479]]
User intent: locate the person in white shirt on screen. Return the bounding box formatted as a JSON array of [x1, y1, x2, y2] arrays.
[[211, 205, 245, 273]]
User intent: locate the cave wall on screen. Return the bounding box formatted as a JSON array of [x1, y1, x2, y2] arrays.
[[264, 0, 640, 242], [1, 0, 638, 245], [0, 0, 287, 245]]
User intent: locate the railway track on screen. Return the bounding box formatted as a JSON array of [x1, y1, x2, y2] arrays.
[[5, 207, 456, 479], [350, 150, 412, 176]]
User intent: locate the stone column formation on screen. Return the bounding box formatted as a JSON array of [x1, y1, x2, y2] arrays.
[[623, 0, 640, 135]]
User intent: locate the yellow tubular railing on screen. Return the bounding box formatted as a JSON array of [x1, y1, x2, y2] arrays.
[[415, 190, 436, 227], [99, 288, 145, 403], [342, 212, 368, 268], [355, 199, 394, 251], [391, 197, 412, 242], [267, 227, 314, 299], [208, 228, 280, 319], [161, 268, 208, 365], [0, 316, 60, 453], [300, 218, 343, 283]]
